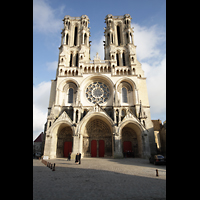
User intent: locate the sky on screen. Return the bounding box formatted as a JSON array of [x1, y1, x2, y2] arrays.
[[33, 0, 166, 140]]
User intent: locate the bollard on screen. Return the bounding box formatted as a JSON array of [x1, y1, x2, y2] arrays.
[[156, 169, 159, 177], [52, 163, 55, 171]]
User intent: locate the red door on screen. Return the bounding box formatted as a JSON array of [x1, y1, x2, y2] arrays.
[[64, 141, 72, 158], [123, 141, 132, 156], [91, 140, 97, 157], [99, 140, 105, 157]]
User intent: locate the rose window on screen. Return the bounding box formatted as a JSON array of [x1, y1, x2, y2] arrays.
[[86, 82, 110, 104]]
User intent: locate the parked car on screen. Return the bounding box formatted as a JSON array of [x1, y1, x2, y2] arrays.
[[149, 154, 166, 165]]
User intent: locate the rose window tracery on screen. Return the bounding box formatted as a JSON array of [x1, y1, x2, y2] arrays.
[[86, 82, 110, 104]]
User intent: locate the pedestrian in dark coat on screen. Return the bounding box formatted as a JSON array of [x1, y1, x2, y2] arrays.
[[68, 152, 71, 161], [75, 153, 79, 164], [79, 153, 81, 164]]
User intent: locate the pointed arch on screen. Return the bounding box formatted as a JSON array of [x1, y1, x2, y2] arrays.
[[84, 33, 87, 44], [66, 33, 69, 45]]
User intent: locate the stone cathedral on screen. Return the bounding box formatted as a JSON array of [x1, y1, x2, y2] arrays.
[[43, 14, 156, 160]]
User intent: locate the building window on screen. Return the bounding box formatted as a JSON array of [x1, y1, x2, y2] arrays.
[[66, 34, 69, 45], [75, 53, 79, 67], [117, 25, 121, 46], [74, 26, 78, 46], [68, 88, 73, 103], [70, 53, 73, 67], [116, 53, 119, 66], [85, 82, 110, 104], [122, 87, 128, 103], [122, 52, 126, 66]]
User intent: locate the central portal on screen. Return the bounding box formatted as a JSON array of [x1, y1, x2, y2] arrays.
[[83, 118, 112, 157], [91, 140, 105, 157]]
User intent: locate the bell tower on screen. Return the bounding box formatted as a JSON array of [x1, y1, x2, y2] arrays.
[[56, 15, 91, 77], [104, 14, 144, 77]]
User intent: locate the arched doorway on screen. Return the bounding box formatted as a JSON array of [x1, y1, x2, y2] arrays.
[[56, 124, 73, 158], [83, 118, 112, 157], [121, 123, 143, 158]]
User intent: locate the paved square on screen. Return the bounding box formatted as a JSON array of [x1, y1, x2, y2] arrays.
[[33, 158, 166, 200]]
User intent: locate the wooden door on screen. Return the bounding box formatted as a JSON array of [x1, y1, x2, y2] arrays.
[[64, 141, 72, 158], [91, 140, 97, 157], [123, 141, 132, 154]]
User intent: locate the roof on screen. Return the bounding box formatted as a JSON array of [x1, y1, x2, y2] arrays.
[[34, 132, 44, 143]]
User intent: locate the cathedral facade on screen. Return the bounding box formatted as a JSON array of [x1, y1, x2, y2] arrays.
[[43, 14, 156, 160]]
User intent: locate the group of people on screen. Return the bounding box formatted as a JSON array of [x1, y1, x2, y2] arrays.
[[67, 152, 81, 164]]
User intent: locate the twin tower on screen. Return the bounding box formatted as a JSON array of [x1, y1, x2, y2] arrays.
[[57, 14, 144, 77], [43, 14, 156, 160]]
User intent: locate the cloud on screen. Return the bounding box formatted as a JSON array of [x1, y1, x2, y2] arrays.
[[33, 0, 63, 34], [33, 81, 51, 140], [132, 22, 166, 121], [33, 104, 47, 140], [142, 56, 166, 115], [132, 23, 165, 62]]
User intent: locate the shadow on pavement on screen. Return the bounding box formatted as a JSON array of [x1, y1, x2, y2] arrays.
[[33, 159, 166, 200]]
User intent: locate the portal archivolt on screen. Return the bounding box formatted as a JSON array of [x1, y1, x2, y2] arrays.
[[83, 118, 112, 157], [56, 125, 73, 158]]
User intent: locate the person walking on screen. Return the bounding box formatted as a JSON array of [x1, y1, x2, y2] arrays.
[[68, 152, 71, 161], [75, 153, 79, 164], [79, 153, 81, 164]]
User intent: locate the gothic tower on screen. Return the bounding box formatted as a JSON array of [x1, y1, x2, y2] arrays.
[[104, 14, 144, 77], [43, 14, 156, 160], [56, 15, 90, 77]]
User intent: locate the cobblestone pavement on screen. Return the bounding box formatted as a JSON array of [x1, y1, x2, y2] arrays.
[[33, 158, 166, 200]]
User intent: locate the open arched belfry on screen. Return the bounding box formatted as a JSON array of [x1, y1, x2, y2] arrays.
[[43, 14, 156, 159]]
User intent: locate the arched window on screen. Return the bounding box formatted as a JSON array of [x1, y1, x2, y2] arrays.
[[66, 34, 69, 45], [116, 53, 119, 66], [68, 88, 73, 103], [117, 25, 121, 46], [122, 52, 126, 66], [84, 33, 87, 44], [70, 53, 73, 67], [75, 53, 79, 67], [126, 32, 129, 43], [74, 26, 78, 46], [122, 87, 128, 103], [107, 33, 110, 45]]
